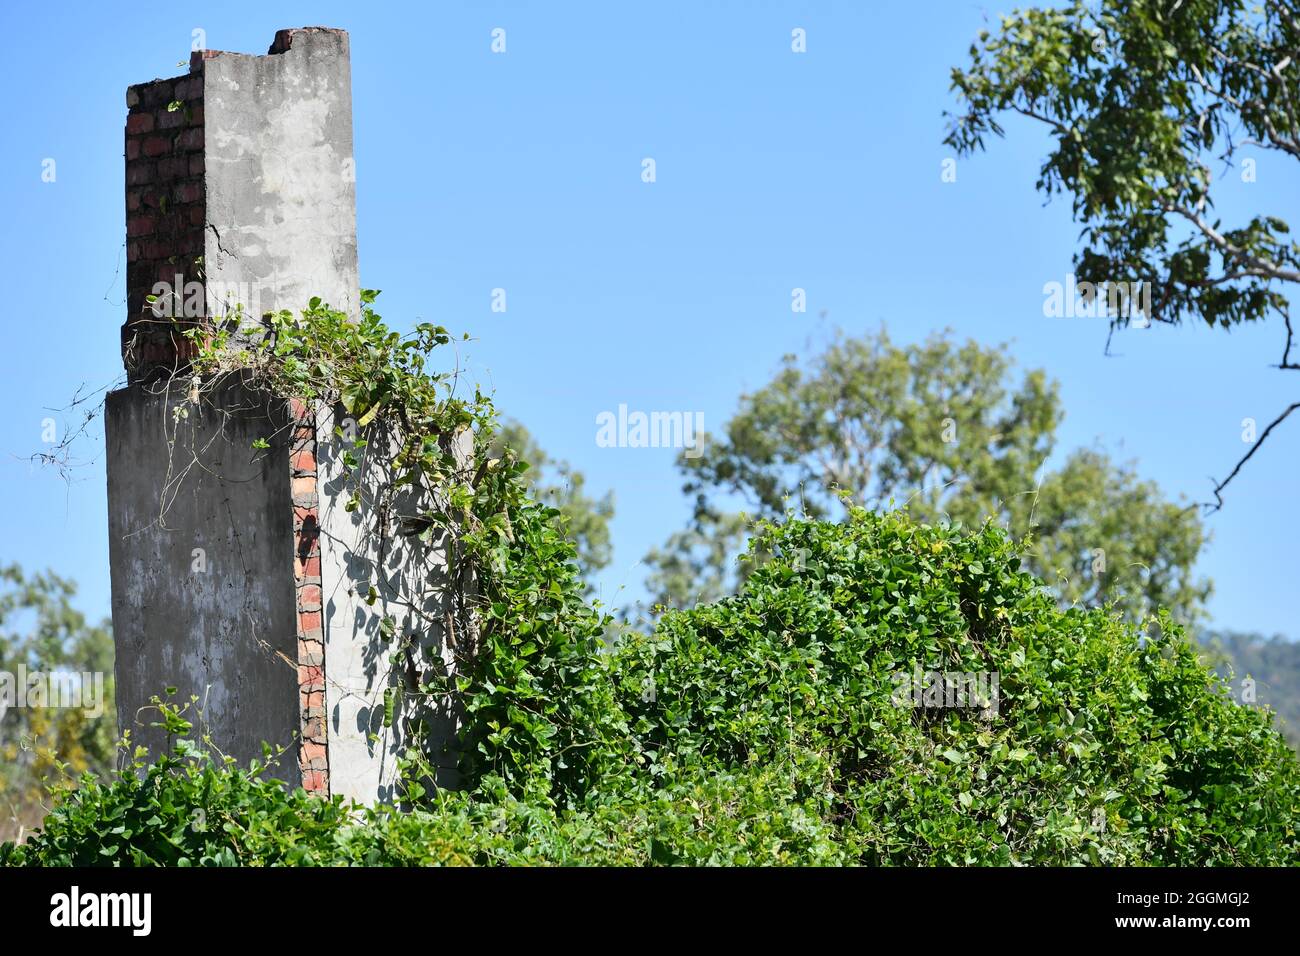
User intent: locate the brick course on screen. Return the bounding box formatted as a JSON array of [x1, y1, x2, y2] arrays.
[[122, 72, 205, 382], [290, 399, 328, 794]]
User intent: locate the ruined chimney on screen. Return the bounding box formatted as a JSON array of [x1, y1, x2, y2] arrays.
[[107, 30, 455, 805], [122, 27, 358, 379]]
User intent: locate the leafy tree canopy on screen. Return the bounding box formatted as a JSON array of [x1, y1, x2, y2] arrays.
[[0, 566, 116, 835], [945, 0, 1300, 505], [490, 420, 615, 593], [645, 328, 1209, 625]]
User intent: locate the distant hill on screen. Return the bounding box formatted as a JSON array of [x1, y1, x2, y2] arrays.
[[1202, 631, 1300, 748]]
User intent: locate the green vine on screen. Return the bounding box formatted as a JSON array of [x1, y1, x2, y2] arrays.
[[188, 294, 627, 806]]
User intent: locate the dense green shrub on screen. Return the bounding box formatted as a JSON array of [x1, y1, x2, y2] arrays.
[[611, 510, 1300, 864], [6, 509, 1297, 866], [0, 722, 842, 866]]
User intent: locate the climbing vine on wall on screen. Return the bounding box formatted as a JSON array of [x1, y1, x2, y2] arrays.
[[187, 294, 628, 805]]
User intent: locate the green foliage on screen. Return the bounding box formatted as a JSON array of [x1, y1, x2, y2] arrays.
[[9, 511, 1296, 866], [946, 0, 1299, 333], [489, 421, 615, 593], [624, 511, 1297, 864], [11, 301, 1288, 866], [1, 737, 843, 866], [0, 698, 356, 867], [0, 565, 116, 837], [187, 297, 622, 804], [645, 328, 1209, 625]]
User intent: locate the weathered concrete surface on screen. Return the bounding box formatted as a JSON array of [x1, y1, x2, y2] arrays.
[[316, 410, 468, 804], [202, 27, 358, 321], [106, 378, 300, 766]]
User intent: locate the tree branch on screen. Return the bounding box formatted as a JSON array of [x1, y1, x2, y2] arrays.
[[1159, 201, 1300, 283], [1278, 306, 1300, 370], [1199, 401, 1300, 513]]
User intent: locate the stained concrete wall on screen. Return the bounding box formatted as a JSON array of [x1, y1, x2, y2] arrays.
[[106, 378, 300, 765], [201, 28, 358, 321], [315, 409, 467, 804]]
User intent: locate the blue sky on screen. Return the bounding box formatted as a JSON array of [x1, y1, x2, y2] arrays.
[[0, 0, 1296, 637]]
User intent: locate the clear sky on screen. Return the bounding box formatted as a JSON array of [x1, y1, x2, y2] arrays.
[[1, 0, 1295, 637]]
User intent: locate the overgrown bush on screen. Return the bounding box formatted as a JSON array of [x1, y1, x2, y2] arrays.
[[7, 509, 1297, 866], [0, 698, 842, 866], [611, 511, 1300, 864]]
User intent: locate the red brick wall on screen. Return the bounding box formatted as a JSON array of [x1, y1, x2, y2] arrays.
[[122, 59, 207, 379], [290, 397, 329, 794]]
